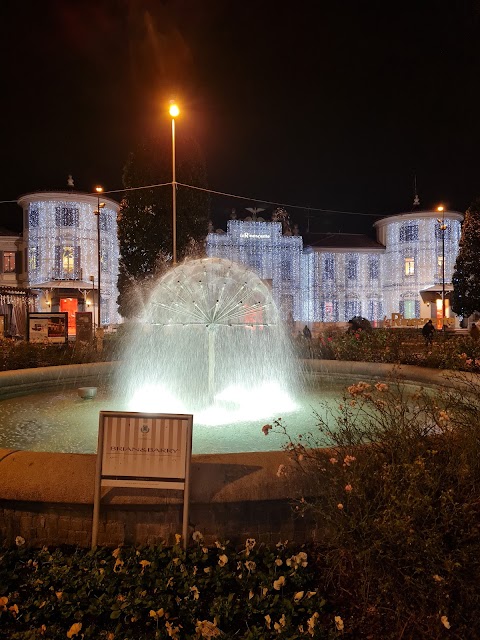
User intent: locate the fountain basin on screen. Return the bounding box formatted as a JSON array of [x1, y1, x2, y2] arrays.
[[0, 360, 471, 548]]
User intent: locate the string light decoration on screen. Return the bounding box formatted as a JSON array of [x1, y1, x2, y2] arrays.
[[374, 212, 463, 320], [18, 193, 120, 325], [208, 210, 463, 324]]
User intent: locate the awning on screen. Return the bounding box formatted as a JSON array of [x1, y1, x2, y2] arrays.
[[32, 280, 95, 290], [419, 284, 453, 303]]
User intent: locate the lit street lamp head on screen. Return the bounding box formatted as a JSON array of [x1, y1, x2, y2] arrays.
[[169, 102, 180, 118], [95, 186, 103, 194]]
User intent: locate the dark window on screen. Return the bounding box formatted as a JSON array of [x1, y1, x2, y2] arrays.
[[281, 258, 292, 279], [323, 257, 334, 281], [55, 207, 79, 227], [29, 207, 39, 228], [345, 300, 361, 319], [347, 258, 358, 280], [99, 210, 112, 232], [368, 257, 379, 279], [435, 224, 451, 240], [399, 224, 418, 242]]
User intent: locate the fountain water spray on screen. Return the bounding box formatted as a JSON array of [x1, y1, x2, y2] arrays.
[[116, 258, 301, 426]]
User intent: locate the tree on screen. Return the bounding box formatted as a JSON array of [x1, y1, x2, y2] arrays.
[[451, 198, 480, 318], [117, 132, 210, 318]]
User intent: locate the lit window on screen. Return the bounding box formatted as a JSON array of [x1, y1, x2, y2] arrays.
[[405, 257, 415, 276], [399, 224, 418, 242], [62, 246, 74, 273], [28, 247, 39, 271], [3, 252, 15, 273]]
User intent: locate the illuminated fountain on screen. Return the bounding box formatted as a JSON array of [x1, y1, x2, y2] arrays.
[[115, 257, 300, 426]]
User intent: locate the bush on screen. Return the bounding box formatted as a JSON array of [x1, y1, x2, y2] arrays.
[[273, 373, 480, 638], [0, 537, 336, 639], [0, 337, 120, 371]]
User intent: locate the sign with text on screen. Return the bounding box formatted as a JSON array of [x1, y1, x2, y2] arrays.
[[100, 412, 191, 483], [92, 411, 193, 549], [27, 312, 68, 343]]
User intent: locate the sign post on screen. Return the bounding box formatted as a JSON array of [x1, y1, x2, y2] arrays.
[[92, 411, 193, 549]]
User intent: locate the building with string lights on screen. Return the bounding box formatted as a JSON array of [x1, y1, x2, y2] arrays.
[[207, 207, 464, 327], [17, 188, 120, 335]]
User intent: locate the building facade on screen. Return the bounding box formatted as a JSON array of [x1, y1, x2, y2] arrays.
[[207, 209, 464, 326], [17, 190, 121, 334]]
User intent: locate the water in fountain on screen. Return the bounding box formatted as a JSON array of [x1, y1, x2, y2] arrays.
[[115, 257, 302, 426]]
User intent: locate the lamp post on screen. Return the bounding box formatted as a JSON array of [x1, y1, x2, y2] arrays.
[[169, 101, 180, 264], [437, 205, 447, 331], [94, 186, 105, 330]]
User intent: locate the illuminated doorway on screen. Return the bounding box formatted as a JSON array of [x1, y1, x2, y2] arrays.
[[60, 298, 78, 336]]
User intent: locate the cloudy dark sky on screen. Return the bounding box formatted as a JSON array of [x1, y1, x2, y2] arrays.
[[1, 0, 480, 235]]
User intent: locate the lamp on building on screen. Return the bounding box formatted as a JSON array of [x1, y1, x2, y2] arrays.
[[94, 187, 105, 330], [169, 100, 180, 264], [437, 205, 447, 331]]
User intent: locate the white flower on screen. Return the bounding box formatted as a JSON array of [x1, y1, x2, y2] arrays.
[[276, 464, 287, 478], [192, 530, 204, 542], [15, 536, 25, 547]]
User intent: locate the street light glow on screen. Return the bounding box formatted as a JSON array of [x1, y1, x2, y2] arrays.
[[95, 186, 103, 194], [437, 205, 444, 212], [169, 102, 180, 118]]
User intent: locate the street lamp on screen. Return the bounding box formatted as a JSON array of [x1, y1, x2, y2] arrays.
[[94, 186, 105, 330], [169, 100, 180, 264], [437, 205, 447, 331]]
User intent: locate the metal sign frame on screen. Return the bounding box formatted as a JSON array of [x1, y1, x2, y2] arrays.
[[92, 411, 193, 549]]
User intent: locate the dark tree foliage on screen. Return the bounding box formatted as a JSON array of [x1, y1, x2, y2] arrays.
[[452, 199, 480, 318], [117, 132, 210, 318]]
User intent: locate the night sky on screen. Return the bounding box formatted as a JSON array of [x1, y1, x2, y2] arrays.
[[1, 0, 480, 236]]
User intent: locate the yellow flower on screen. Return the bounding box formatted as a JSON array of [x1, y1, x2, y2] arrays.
[[175, 533, 182, 545], [192, 531, 203, 542], [433, 574, 444, 582], [265, 614, 272, 629], [248, 590, 254, 600], [218, 554, 228, 567], [190, 586, 200, 600], [66, 622, 82, 638], [0, 596, 8, 611], [195, 619, 221, 637], [149, 608, 164, 619], [245, 560, 256, 572], [306, 591, 317, 598], [337, 503, 344, 510], [111, 547, 121, 559], [273, 575, 285, 590], [294, 591, 304, 602], [139, 559, 151, 568], [9, 603, 19, 616], [335, 615, 344, 631], [441, 615, 450, 629], [107, 633, 115, 640], [113, 558, 124, 573], [307, 612, 319, 636], [275, 558, 283, 566], [15, 536, 25, 547], [55, 591, 63, 600]]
